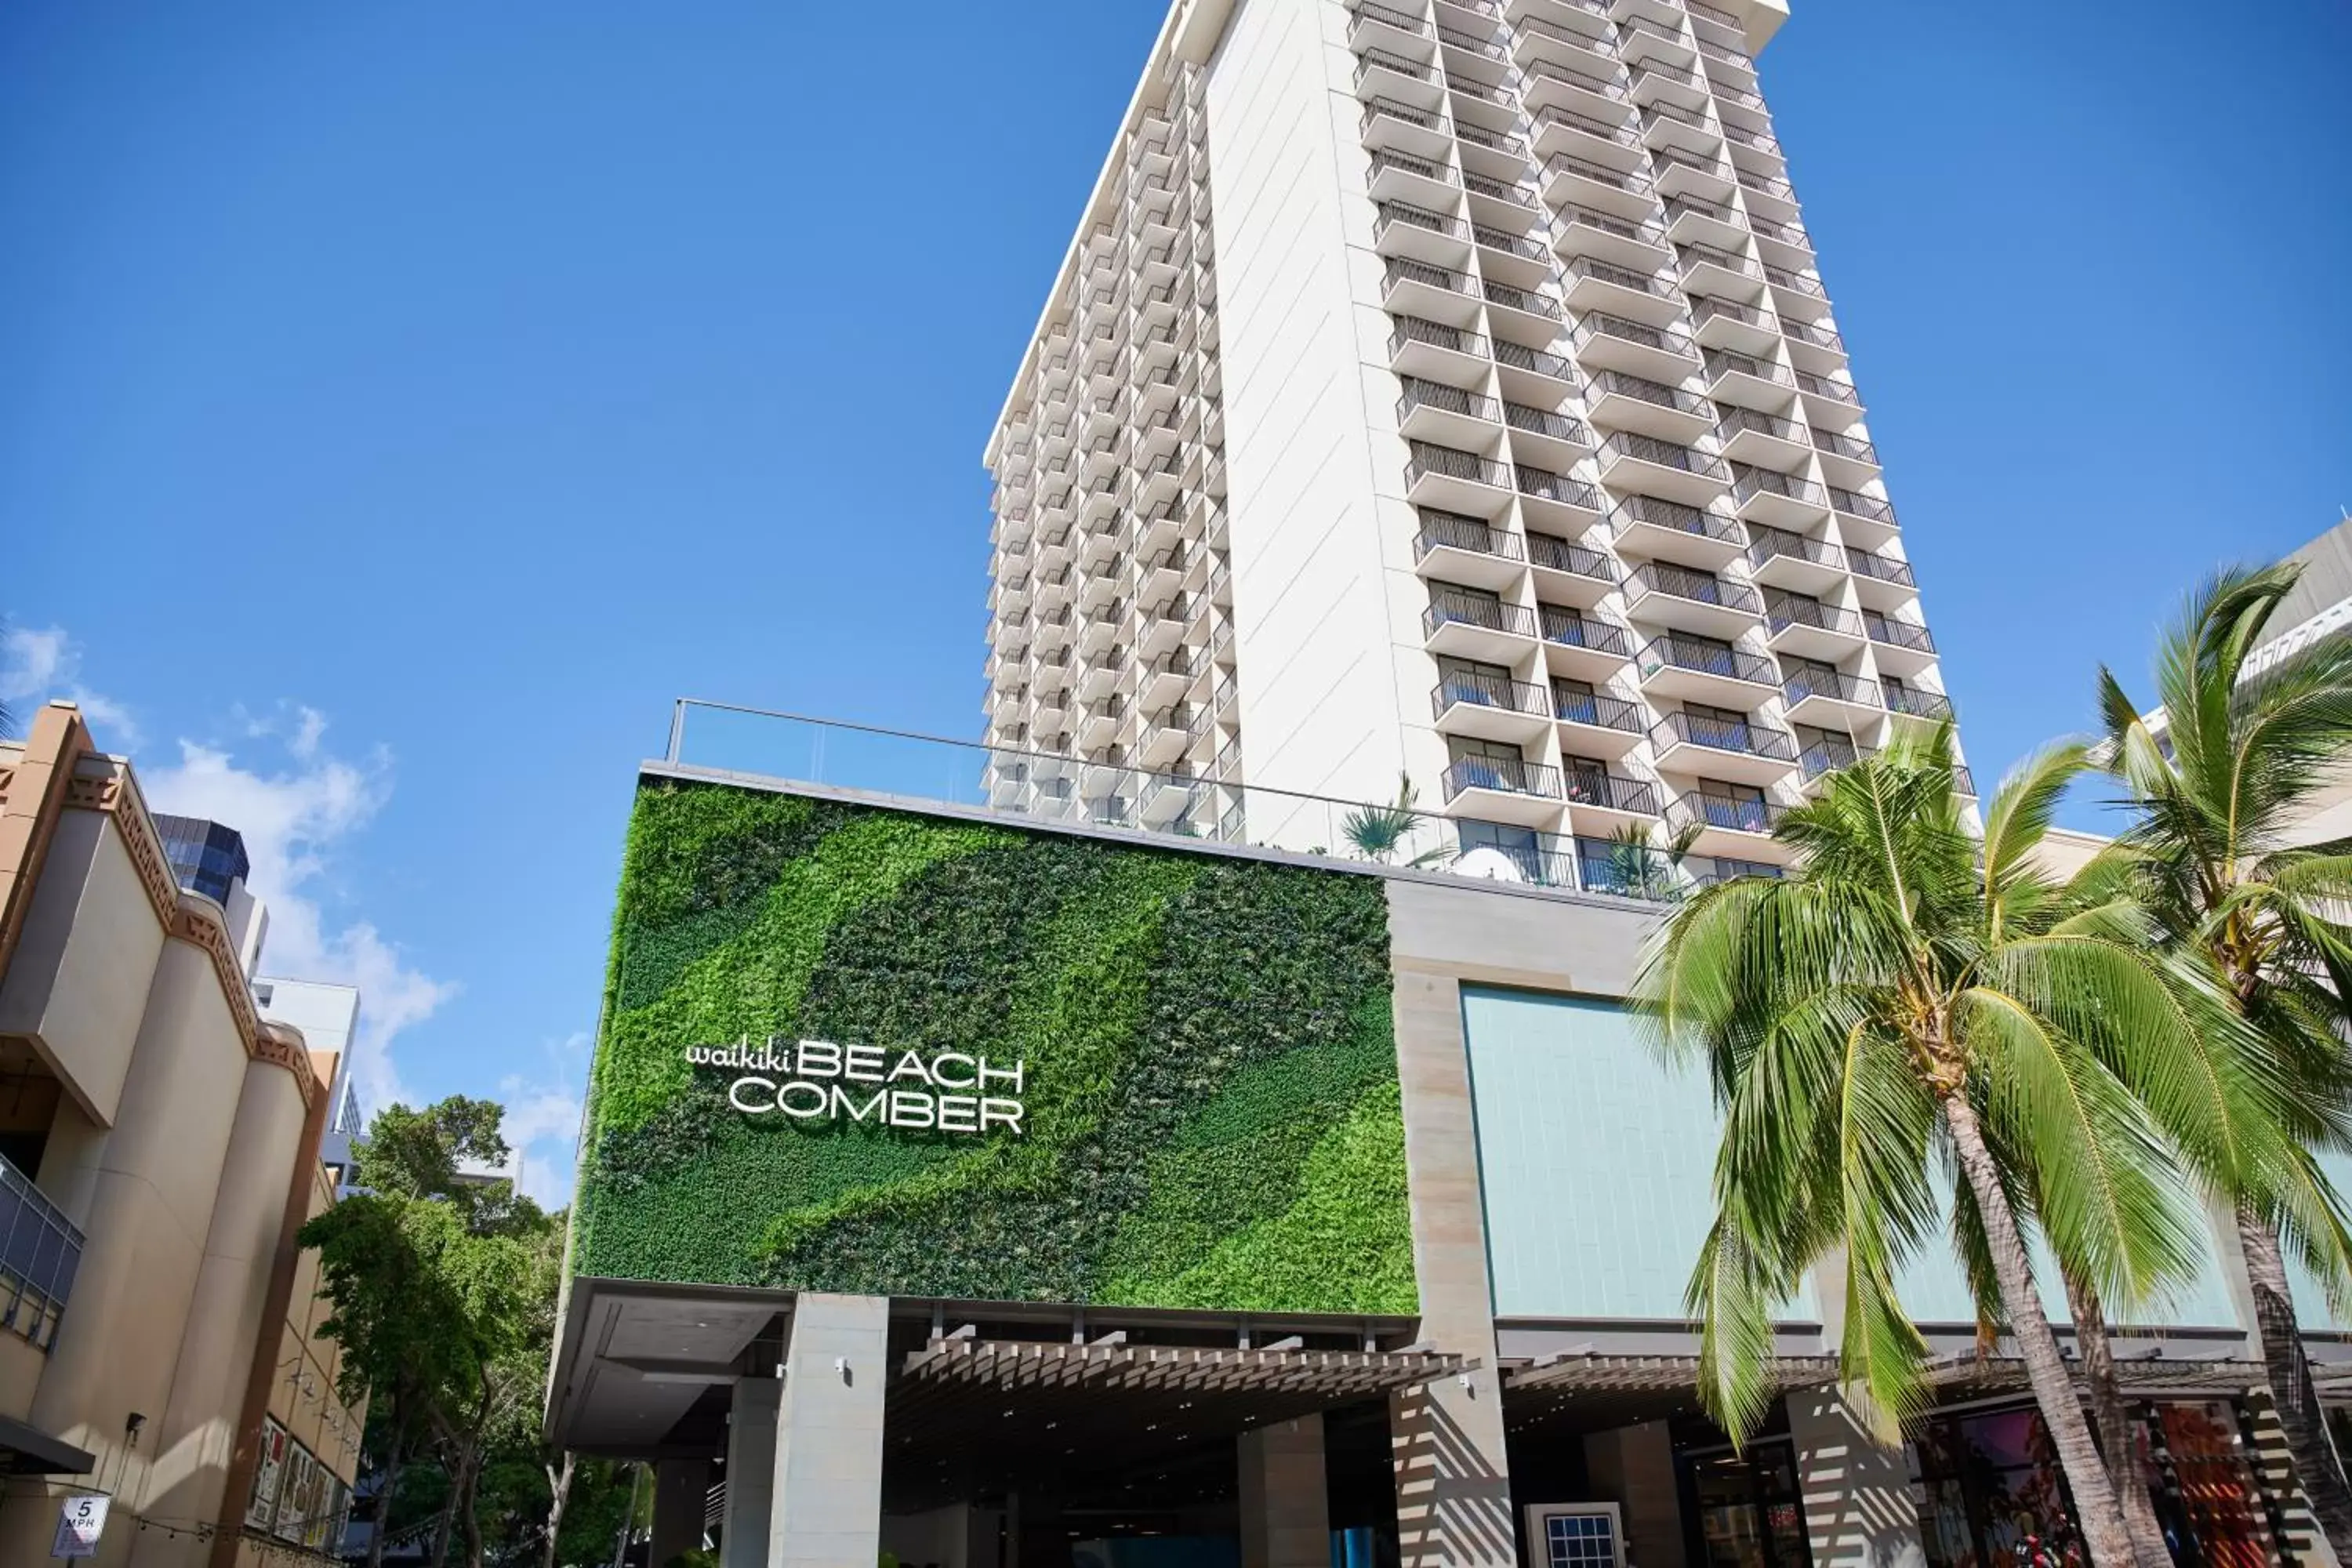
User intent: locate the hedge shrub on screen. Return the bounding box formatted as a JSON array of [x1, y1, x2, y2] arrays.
[[573, 780, 1415, 1315]]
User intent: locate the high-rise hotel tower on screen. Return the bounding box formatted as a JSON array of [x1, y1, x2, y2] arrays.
[[980, 0, 1958, 889]]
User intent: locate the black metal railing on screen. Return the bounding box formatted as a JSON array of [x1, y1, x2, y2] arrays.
[[1504, 402, 1591, 445], [1528, 532, 1618, 583], [1811, 426, 1878, 464], [1574, 313, 1699, 360], [1541, 605, 1634, 657], [1576, 835, 1686, 902], [1352, 0, 1435, 36], [1846, 548, 1915, 590], [1693, 296, 1776, 335], [1609, 495, 1743, 547], [1354, 48, 1434, 88], [1399, 377, 1504, 425], [1733, 464, 1828, 510], [1639, 634, 1777, 686], [1533, 104, 1641, 152], [1554, 684, 1644, 731], [1653, 710, 1797, 762], [1521, 56, 1631, 105], [1473, 223, 1550, 262], [1748, 525, 1845, 574], [1563, 255, 1676, 301], [1786, 319, 1849, 355], [1599, 431, 1731, 481], [1493, 339, 1578, 383], [1516, 465, 1606, 512], [1432, 670, 1551, 720], [1628, 561, 1760, 616], [1765, 593, 1864, 640], [1369, 148, 1455, 188], [1564, 765, 1662, 815], [1483, 280, 1561, 319], [0, 1156, 83, 1350], [1390, 315, 1490, 359], [1557, 205, 1670, 251], [1385, 255, 1477, 300], [1376, 201, 1472, 243], [1885, 686, 1954, 720], [1668, 789, 1787, 837], [1407, 441, 1512, 490], [1425, 589, 1540, 640], [1587, 368, 1711, 419], [1443, 756, 1564, 800], [1715, 408, 1803, 448], [1544, 153, 1653, 195], [1414, 511, 1524, 563], [1864, 612, 1936, 655], [1782, 666, 1882, 709], [1828, 486, 1899, 527]]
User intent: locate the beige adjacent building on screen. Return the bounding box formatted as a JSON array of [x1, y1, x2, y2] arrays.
[[0, 701, 365, 1566]]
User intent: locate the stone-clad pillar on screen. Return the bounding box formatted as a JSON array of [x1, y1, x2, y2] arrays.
[[723, 1377, 780, 1568], [1786, 1389, 1927, 1568], [1240, 1414, 1330, 1568], [768, 1293, 890, 1568]]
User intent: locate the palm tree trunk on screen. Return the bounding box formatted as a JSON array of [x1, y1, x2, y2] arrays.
[[1946, 1089, 2137, 1568], [2063, 1268, 2172, 1568], [2238, 1203, 2352, 1559]]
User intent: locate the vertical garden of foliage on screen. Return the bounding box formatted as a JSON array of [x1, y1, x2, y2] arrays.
[[571, 779, 1417, 1315]]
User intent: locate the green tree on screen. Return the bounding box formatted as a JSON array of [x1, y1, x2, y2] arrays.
[[1635, 723, 2236, 1568], [357, 1095, 548, 1238], [2098, 562, 2352, 1558], [1340, 771, 1447, 866]]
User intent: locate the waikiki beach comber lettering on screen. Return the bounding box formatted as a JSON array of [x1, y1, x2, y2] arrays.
[[682, 1037, 1028, 1134]]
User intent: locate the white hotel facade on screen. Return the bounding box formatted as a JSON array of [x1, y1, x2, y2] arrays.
[[980, 0, 1963, 891]]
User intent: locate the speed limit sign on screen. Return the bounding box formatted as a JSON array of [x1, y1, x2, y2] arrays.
[[51, 1494, 109, 1559]]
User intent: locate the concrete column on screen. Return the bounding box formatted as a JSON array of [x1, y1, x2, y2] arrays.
[[1388, 961, 1515, 1568], [1786, 1389, 1927, 1568], [1581, 1422, 1685, 1568], [769, 1293, 890, 1568], [1240, 1414, 1330, 1568], [652, 1457, 713, 1568], [723, 1377, 781, 1568]]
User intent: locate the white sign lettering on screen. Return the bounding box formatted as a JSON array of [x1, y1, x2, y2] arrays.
[[686, 1038, 1026, 1136]]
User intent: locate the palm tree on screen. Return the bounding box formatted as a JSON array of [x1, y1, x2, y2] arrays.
[[1637, 721, 2228, 1568], [2099, 562, 2352, 1558], [1341, 771, 1449, 866]]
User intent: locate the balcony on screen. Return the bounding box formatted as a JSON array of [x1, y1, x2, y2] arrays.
[[1748, 212, 1813, 267], [1353, 45, 1443, 111], [1781, 665, 1885, 728], [1491, 338, 1581, 401], [1608, 494, 1746, 570], [1526, 529, 1618, 607], [1846, 546, 1918, 612], [1554, 683, 1646, 757], [1584, 368, 1715, 443], [1747, 525, 1847, 596], [1530, 103, 1644, 169], [1763, 592, 1865, 660], [1652, 146, 1736, 205], [1462, 167, 1544, 229], [1539, 604, 1635, 681], [1439, 22, 1516, 85], [1809, 426, 1879, 488], [1361, 96, 1454, 159], [1384, 256, 1482, 328], [1472, 220, 1555, 287], [1414, 510, 1526, 590], [1425, 586, 1541, 661], [1797, 369, 1866, 430], [1828, 485, 1900, 550], [1864, 612, 1939, 677], [1731, 463, 1831, 529], [1702, 348, 1797, 412], [0, 1155, 83, 1351], [1451, 117, 1533, 183], [1629, 55, 1708, 114], [1503, 401, 1595, 470], [1399, 376, 1504, 446], [1519, 56, 1632, 125], [1560, 255, 1682, 325], [1798, 733, 1871, 787], [1432, 670, 1553, 742], [1691, 295, 1779, 356], [1563, 763, 1664, 830], [1675, 240, 1767, 303], [1781, 314, 1849, 372], [1617, 12, 1696, 68], [1571, 313, 1701, 382], [1513, 466, 1602, 532], [1666, 788, 1788, 853], [1374, 201, 1475, 268], [1764, 263, 1832, 321], [1482, 280, 1563, 344], [1368, 148, 1461, 210], [1624, 560, 1761, 639], [1635, 633, 1780, 706], [1595, 431, 1730, 506], [1540, 152, 1656, 223], [1734, 166, 1799, 220], [1650, 710, 1798, 785], [1407, 440, 1515, 515], [1554, 204, 1671, 270], [1443, 756, 1566, 825], [1388, 314, 1492, 380], [1509, 10, 1619, 75], [1884, 685, 1955, 722], [1714, 407, 1809, 471]]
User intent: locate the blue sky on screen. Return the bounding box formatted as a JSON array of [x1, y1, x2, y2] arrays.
[[4, 0, 2347, 1202]]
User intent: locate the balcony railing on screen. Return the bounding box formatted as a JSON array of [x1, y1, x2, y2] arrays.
[[1573, 314, 1700, 361], [1517, 466, 1606, 511], [1483, 280, 1562, 320], [1504, 402, 1592, 445], [1443, 756, 1564, 801], [1390, 315, 1490, 359], [1786, 318, 1849, 355], [1828, 486, 1899, 527], [1885, 686, 1954, 720], [1639, 634, 1777, 686], [1535, 104, 1642, 154], [1352, 0, 1434, 36], [1362, 96, 1442, 137], [1355, 48, 1435, 88], [1564, 766, 1662, 815], [1628, 561, 1760, 616], [1454, 119, 1527, 158], [1400, 377, 1504, 425], [1385, 254, 1478, 301], [1377, 201, 1473, 245], [1528, 531, 1618, 583], [1587, 369, 1713, 419], [1555, 684, 1644, 731], [1653, 710, 1797, 763], [1563, 255, 1678, 303], [1557, 205, 1670, 252], [1408, 441, 1513, 491], [1432, 670, 1551, 721], [1609, 494, 1744, 549], [1370, 149, 1456, 188], [1600, 431, 1731, 481], [1715, 407, 1804, 448], [1864, 612, 1937, 655], [1748, 525, 1845, 574], [1799, 735, 1870, 780], [1667, 789, 1787, 837], [1847, 548, 1915, 590], [1765, 593, 1864, 640], [1797, 371, 1862, 407], [0, 1155, 83, 1350], [1493, 338, 1579, 383], [1781, 666, 1882, 709], [1473, 223, 1551, 263], [1733, 465, 1828, 510], [1414, 512, 1524, 564], [1811, 426, 1878, 464], [1426, 589, 1540, 639], [1541, 605, 1634, 656]]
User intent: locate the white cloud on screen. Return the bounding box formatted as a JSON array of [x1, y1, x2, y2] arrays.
[[143, 729, 456, 1116], [1, 624, 140, 748], [499, 1031, 591, 1210]]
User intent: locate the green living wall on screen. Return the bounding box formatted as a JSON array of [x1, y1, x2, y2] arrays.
[[570, 779, 1416, 1315]]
